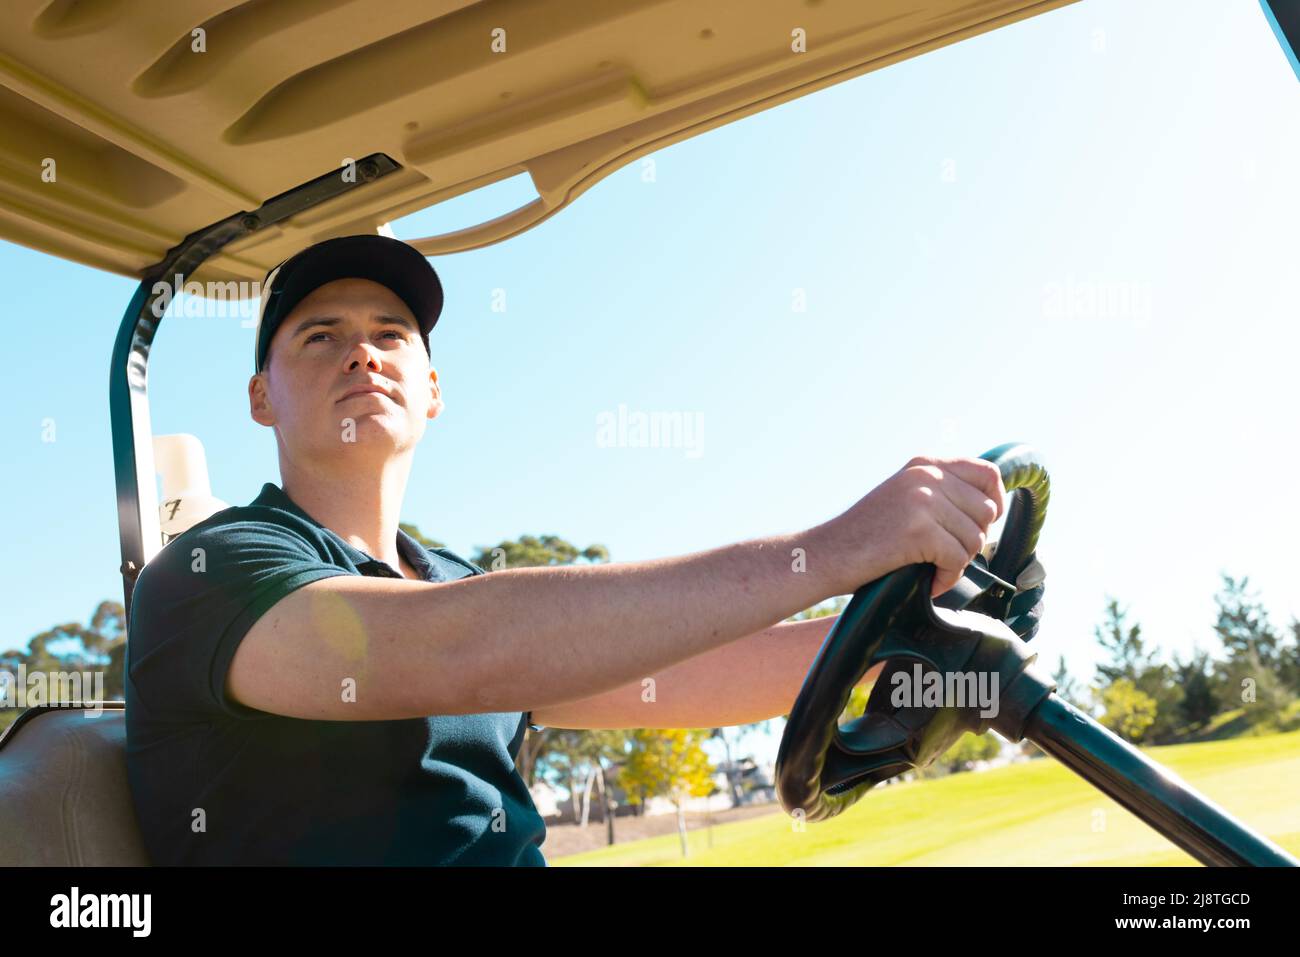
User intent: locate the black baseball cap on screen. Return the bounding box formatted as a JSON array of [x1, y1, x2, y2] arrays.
[[254, 233, 443, 374]]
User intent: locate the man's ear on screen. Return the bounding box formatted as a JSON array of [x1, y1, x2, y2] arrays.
[[249, 372, 275, 426], [427, 367, 443, 419]]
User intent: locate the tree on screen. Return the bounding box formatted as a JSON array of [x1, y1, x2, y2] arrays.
[[708, 726, 746, 808], [398, 522, 444, 550], [1050, 654, 1084, 710], [940, 731, 1002, 772], [1284, 618, 1300, 695], [1213, 574, 1282, 669], [1093, 678, 1157, 743], [571, 730, 625, 827], [1094, 597, 1155, 685], [787, 595, 849, 622], [839, 683, 872, 725], [1171, 648, 1221, 732], [1220, 657, 1295, 731], [617, 728, 715, 857], [1092, 597, 1183, 743], [469, 534, 609, 571], [1, 601, 126, 736], [1212, 574, 1295, 729], [1133, 663, 1185, 744]]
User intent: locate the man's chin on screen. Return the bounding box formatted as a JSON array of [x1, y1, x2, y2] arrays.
[[326, 416, 416, 448]]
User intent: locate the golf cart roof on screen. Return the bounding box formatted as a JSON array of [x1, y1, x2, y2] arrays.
[[0, 0, 1077, 285]]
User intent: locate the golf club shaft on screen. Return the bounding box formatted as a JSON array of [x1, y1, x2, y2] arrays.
[[1023, 694, 1297, 866]]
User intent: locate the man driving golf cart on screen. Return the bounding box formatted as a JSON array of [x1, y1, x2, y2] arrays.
[[124, 232, 1045, 865]]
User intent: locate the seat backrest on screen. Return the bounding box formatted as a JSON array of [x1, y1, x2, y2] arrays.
[[0, 704, 150, 865], [0, 434, 228, 864]]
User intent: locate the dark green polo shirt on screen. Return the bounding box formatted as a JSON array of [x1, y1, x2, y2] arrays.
[[125, 481, 547, 865]]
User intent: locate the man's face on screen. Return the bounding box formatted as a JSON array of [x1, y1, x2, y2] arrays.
[[249, 277, 442, 460]]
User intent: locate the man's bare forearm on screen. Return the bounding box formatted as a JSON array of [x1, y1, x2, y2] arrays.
[[414, 525, 871, 715], [533, 614, 886, 729]]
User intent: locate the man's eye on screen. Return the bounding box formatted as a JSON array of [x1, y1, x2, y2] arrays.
[[303, 330, 404, 345]]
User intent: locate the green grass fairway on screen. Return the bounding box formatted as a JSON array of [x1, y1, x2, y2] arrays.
[[553, 729, 1300, 866]]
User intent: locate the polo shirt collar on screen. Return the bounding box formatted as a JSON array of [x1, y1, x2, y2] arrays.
[[253, 482, 435, 581]]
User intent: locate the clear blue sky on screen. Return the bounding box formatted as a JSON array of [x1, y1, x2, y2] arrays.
[[5, 0, 1297, 766]]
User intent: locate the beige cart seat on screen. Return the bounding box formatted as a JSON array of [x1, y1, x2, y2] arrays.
[[0, 704, 149, 866], [0, 435, 226, 865]]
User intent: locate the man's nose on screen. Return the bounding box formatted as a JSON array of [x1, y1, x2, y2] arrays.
[[344, 336, 383, 369]]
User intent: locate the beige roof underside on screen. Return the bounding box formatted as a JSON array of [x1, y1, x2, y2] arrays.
[[0, 0, 1077, 285]]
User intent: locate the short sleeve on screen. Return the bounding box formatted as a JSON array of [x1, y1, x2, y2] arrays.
[[127, 520, 352, 721]]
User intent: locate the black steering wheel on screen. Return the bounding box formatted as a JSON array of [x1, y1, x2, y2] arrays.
[[774, 442, 1052, 824]]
